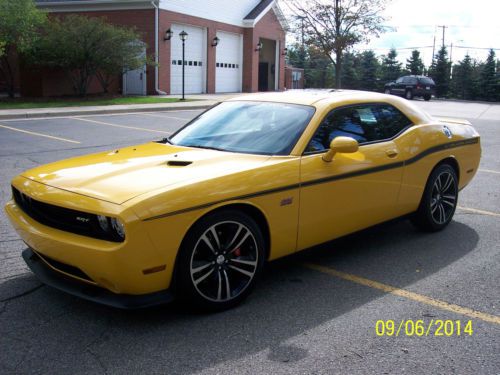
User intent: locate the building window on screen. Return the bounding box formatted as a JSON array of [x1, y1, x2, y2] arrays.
[[172, 60, 176, 65]]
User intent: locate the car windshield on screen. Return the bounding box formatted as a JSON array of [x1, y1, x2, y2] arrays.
[[169, 101, 315, 155]]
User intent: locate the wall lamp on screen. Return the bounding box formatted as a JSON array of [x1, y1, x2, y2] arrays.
[[164, 28, 173, 41], [255, 41, 263, 51], [211, 36, 220, 47], [282, 47, 288, 55]]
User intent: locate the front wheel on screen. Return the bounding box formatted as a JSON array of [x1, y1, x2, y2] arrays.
[[411, 164, 458, 232], [405, 89, 414, 100], [384, 88, 391, 95], [176, 210, 265, 311]]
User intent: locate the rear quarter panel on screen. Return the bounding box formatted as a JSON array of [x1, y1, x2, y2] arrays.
[[395, 121, 480, 215]]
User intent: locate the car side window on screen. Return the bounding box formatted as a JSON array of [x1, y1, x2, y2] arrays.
[[396, 77, 404, 83], [305, 104, 413, 153]]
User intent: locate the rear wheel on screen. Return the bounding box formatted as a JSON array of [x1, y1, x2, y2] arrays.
[[405, 89, 414, 100], [411, 164, 458, 232], [176, 210, 265, 311], [424, 94, 431, 101]]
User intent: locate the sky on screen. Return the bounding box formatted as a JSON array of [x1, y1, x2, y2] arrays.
[[284, 0, 500, 67]]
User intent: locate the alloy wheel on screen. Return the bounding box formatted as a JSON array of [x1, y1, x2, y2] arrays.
[[190, 221, 259, 302], [430, 170, 457, 224]]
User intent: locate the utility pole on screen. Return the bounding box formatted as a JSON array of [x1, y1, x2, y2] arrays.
[[295, 15, 306, 69], [437, 25, 448, 47], [295, 15, 305, 51], [432, 33, 436, 64]]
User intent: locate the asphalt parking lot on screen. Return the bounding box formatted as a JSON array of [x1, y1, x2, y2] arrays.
[[0, 101, 499, 374]]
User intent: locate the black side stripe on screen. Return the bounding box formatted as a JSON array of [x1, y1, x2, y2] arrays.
[[143, 184, 301, 220], [143, 137, 479, 221]]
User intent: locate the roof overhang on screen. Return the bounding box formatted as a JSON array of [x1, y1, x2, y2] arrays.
[[36, 0, 156, 12], [243, 0, 289, 31]]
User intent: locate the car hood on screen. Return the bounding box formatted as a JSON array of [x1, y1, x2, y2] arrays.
[[21, 142, 270, 204]]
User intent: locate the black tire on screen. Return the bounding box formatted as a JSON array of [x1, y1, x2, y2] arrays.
[[411, 163, 458, 232], [424, 94, 431, 101], [384, 88, 391, 95], [405, 89, 414, 100], [175, 209, 265, 311]]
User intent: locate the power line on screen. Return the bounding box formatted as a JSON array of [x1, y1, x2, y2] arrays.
[[356, 45, 498, 51]]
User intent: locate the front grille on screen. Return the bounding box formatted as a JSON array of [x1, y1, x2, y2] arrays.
[[12, 186, 123, 242], [33, 250, 94, 283]]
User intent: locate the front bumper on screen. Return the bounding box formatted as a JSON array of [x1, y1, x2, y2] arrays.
[[5, 176, 176, 296], [23, 248, 174, 309]]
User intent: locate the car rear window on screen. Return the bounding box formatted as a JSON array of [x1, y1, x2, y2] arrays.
[[419, 77, 435, 85]]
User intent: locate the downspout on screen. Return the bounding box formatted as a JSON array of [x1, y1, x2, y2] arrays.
[[152, 0, 167, 95]]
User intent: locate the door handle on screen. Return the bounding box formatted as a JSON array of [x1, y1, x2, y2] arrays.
[[140, 73, 143, 80], [385, 149, 398, 158]]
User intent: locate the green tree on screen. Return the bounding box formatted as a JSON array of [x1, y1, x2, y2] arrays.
[[0, 0, 46, 97], [341, 51, 361, 89], [479, 49, 497, 101], [429, 46, 451, 98], [406, 49, 425, 75], [496, 59, 500, 101], [287, 0, 389, 88], [451, 54, 475, 100], [305, 46, 335, 88], [380, 48, 402, 86], [33, 15, 147, 96], [359, 50, 379, 91]]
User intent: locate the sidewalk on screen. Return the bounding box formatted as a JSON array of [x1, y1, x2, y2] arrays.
[[0, 94, 240, 120]]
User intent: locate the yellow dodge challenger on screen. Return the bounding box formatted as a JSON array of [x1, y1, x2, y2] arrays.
[[5, 91, 481, 310]]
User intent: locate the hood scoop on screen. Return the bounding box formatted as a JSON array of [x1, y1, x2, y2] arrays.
[[166, 160, 192, 167]]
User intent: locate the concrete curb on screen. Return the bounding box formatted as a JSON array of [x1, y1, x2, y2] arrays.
[[0, 102, 216, 120]]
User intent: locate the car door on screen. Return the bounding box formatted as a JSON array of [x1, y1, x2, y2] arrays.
[[297, 103, 413, 250], [394, 77, 405, 95]]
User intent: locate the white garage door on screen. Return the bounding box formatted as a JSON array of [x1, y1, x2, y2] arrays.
[[215, 31, 243, 93], [170, 23, 206, 94]]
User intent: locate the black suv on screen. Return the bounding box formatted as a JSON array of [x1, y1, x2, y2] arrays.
[[384, 75, 435, 101]]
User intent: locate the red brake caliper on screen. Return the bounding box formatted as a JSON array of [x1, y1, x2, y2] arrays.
[[233, 248, 241, 257]]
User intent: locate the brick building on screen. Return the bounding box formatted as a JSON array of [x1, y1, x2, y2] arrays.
[[18, 0, 288, 97]]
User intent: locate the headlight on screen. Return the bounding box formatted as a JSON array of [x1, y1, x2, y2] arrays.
[[110, 217, 125, 240], [95, 215, 125, 241], [97, 215, 109, 232]]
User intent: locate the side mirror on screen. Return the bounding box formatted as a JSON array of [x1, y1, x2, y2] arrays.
[[322, 136, 359, 162]]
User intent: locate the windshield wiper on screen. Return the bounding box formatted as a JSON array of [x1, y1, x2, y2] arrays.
[[156, 137, 173, 144], [183, 144, 227, 152]]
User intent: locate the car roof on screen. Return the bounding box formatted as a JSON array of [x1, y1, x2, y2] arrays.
[[226, 89, 433, 124], [227, 89, 395, 106]]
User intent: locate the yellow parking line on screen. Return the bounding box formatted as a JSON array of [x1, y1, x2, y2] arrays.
[[304, 263, 500, 325], [0, 123, 80, 144], [457, 206, 500, 217], [73, 117, 172, 134], [135, 113, 190, 121], [479, 169, 500, 175]]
